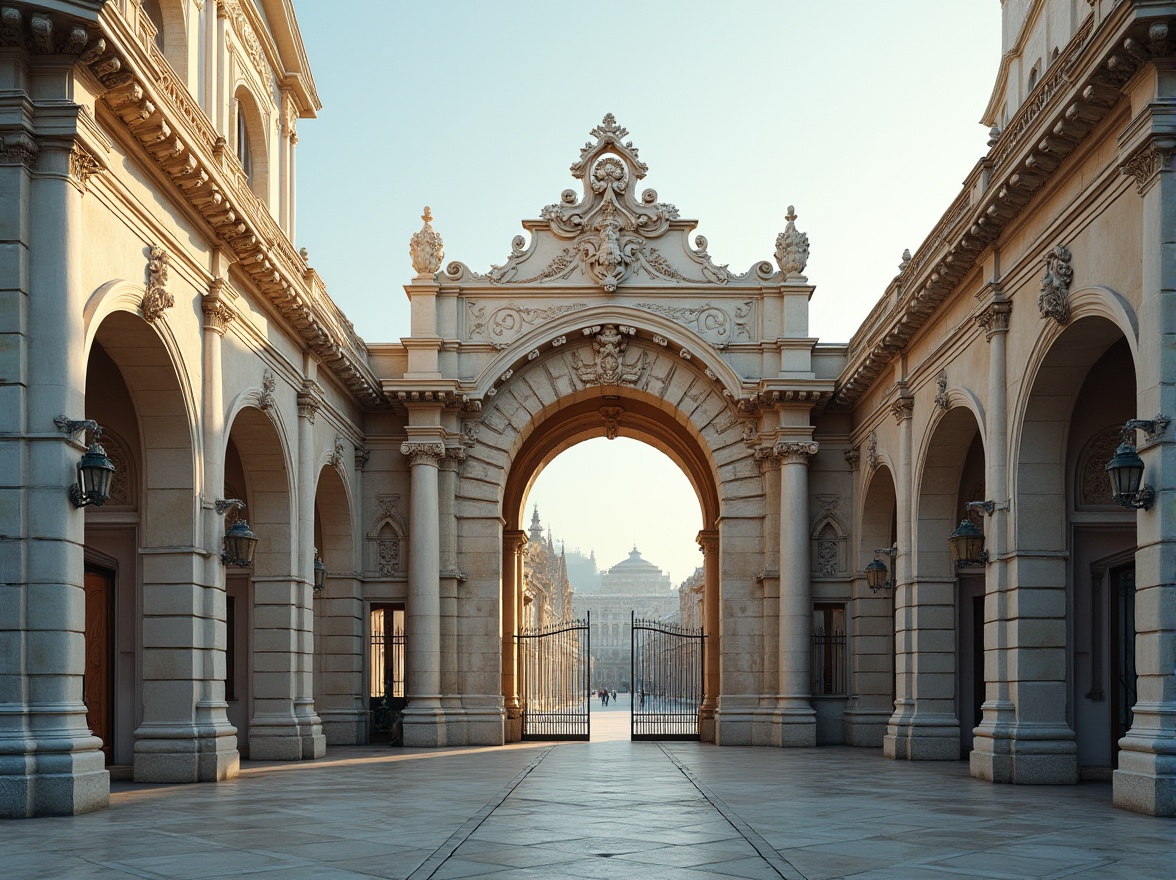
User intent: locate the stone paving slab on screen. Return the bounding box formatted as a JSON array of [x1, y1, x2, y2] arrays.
[[2, 707, 1172, 879]]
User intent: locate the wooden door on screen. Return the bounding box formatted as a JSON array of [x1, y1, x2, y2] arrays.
[[83, 568, 114, 762]]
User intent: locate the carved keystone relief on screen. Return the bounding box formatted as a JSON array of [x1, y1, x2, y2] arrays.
[[442, 114, 779, 290], [571, 324, 650, 387]]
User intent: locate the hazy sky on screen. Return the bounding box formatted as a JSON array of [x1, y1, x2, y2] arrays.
[[291, 1, 1002, 584]]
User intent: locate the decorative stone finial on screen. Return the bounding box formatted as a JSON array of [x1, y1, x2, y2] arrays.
[[899, 248, 912, 272], [409, 206, 444, 277], [774, 205, 809, 282], [987, 125, 1002, 148]]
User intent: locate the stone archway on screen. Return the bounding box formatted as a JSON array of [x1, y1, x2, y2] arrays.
[[390, 114, 832, 750]]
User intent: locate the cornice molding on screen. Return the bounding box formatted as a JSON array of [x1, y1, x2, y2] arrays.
[[835, 4, 1168, 408], [78, 6, 382, 407]]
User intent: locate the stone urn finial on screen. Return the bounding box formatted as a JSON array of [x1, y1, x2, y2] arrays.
[[774, 205, 810, 282], [409, 205, 444, 277]]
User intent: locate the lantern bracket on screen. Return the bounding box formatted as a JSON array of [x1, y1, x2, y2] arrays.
[[55, 415, 101, 441], [1123, 415, 1169, 445], [215, 498, 246, 515], [965, 500, 1008, 516]]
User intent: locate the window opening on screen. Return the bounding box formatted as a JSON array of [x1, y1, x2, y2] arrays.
[[812, 603, 846, 696]]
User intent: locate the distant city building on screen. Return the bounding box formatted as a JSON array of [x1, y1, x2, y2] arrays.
[[574, 547, 679, 689], [521, 508, 573, 629]]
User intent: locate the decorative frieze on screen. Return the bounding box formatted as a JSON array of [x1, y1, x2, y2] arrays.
[[634, 301, 753, 344], [409, 206, 444, 277], [142, 246, 174, 323], [1038, 244, 1073, 325], [466, 301, 587, 348]]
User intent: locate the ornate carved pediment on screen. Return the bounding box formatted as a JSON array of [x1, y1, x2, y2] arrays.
[[445, 114, 778, 291]]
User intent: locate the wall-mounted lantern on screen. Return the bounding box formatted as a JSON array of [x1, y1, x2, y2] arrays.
[[56, 417, 115, 508], [948, 518, 987, 567], [1105, 417, 1167, 510], [313, 550, 327, 592], [865, 546, 896, 592], [215, 498, 257, 567]]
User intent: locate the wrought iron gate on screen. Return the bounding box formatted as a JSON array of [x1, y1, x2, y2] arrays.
[[631, 612, 705, 740], [517, 614, 590, 740]]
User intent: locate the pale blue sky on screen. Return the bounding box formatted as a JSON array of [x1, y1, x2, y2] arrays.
[[291, 1, 1003, 584]]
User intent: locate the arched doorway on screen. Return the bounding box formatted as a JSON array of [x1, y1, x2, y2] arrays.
[[848, 463, 898, 747], [998, 316, 1137, 785], [888, 405, 985, 761]]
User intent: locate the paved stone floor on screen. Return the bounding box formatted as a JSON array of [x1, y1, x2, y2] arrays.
[[3, 698, 1173, 879]]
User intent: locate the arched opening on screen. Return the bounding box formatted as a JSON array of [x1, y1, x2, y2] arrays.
[[234, 86, 268, 198], [141, 0, 188, 79], [889, 406, 985, 761], [1012, 317, 1136, 784], [311, 463, 364, 745], [521, 437, 703, 736], [83, 308, 230, 782], [224, 406, 315, 760], [848, 463, 898, 747]]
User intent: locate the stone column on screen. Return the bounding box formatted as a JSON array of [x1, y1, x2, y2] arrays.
[[0, 120, 107, 817], [502, 530, 526, 742], [293, 381, 325, 759], [775, 442, 818, 747], [698, 529, 719, 743], [400, 440, 446, 746], [971, 299, 1026, 781], [1115, 117, 1176, 815]]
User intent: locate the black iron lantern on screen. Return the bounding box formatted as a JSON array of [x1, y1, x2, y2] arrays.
[[69, 441, 116, 508], [948, 518, 986, 567], [865, 558, 890, 592], [222, 519, 259, 567], [1106, 440, 1150, 508], [313, 552, 327, 592]]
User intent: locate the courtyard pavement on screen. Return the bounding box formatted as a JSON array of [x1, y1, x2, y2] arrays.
[[3, 697, 1173, 879]]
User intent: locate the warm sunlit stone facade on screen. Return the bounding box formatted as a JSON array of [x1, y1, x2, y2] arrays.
[[2, 0, 1174, 820]]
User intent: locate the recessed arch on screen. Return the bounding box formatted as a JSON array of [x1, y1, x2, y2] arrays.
[[234, 84, 269, 198]]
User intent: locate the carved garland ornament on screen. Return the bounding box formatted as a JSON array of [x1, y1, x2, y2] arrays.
[[1038, 244, 1073, 325], [142, 246, 174, 323]]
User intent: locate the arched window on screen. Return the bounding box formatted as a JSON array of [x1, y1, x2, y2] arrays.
[[142, 0, 165, 51], [236, 107, 253, 182], [233, 87, 268, 198]]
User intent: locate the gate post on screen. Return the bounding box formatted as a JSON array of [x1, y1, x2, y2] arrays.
[[697, 529, 720, 742], [502, 530, 526, 742]]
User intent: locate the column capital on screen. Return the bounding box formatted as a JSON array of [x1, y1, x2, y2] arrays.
[[696, 528, 719, 555], [400, 441, 446, 466], [976, 299, 1012, 340], [1119, 134, 1176, 197], [774, 441, 818, 463], [890, 396, 914, 423], [297, 383, 322, 422], [504, 528, 528, 553], [201, 286, 235, 336]]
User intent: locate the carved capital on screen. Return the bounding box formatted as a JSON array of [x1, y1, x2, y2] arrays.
[[297, 386, 321, 422], [976, 300, 1012, 340], [354, 447, 370, 470], [774, 441, 819, 463], [844, 447, 861, 471], [890, 396, 914, 423], [504, 528, 528, 554], [1119, 136, 1176, 196], [0, 131, 39, 170], [441, 445, 467, 470], [400, 441, 446, 466], [69, 144, 102, 191], [201, 289, 235, 335], [142, 246, 174, 324], [696, 528, 719, 556]]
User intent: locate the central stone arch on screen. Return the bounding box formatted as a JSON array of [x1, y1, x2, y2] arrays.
[[391, 114, 834, 749]]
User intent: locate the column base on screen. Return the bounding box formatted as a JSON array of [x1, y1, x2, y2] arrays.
[[1113, 719, 1176, 816], [294, 700, 326, 759], [884, 710, 959, 760], [249, 715, 311, 761], [699, 704, 717, 743], [402, 702, 448, 747], [0, 732, 109, 819], [773, 704, 817, 747], [320, 709, 368, 746], [970, 720, 1076, 784], [133, 716, 240, 783], [843, 707, 892, 748]]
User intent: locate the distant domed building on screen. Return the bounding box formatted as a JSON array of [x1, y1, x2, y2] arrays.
[[573, 546, 679, 690]]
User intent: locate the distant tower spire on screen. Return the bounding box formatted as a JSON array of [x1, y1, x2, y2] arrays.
[[529, 504, 544, 542]]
